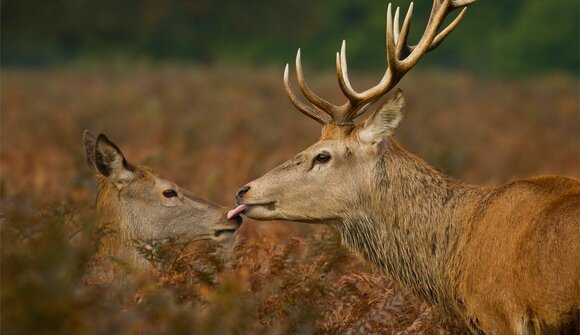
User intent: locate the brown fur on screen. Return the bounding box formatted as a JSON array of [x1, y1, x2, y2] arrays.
[[237, 3, 577, 330], [239, 98, 580, 334]]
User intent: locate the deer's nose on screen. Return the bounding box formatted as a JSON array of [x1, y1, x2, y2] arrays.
[[236, 185, 250, 203]]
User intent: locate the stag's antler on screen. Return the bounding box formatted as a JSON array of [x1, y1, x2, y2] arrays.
[[284, 0, 475, 126]]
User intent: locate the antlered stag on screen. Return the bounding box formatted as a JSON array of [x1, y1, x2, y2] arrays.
[[232, 1, 580, 334], [83, 131, 242, 270]]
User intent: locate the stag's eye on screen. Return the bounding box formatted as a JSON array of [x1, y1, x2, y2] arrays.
[[314, 152, 331, 164], [162, 189, 178, 198]]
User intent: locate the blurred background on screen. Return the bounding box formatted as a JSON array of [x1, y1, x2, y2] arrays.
[[3, 0, 579, 75], [1, 0, 579, 333], [2, 0, 578, 203]]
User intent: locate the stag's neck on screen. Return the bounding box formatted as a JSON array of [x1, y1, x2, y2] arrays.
[[337, 140, 483, 312]]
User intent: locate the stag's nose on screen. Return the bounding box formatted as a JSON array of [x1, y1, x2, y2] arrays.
[[236, 185, 250, 204]]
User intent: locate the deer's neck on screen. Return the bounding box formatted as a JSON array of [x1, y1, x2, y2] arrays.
[[337, 140, 482, 312], [95, 180, 147, 269]]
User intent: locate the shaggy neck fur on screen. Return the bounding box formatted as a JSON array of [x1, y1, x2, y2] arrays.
[[336, 140, 484, 316]]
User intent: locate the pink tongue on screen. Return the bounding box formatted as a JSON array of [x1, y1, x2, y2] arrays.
[[227, 204, 247, 220]]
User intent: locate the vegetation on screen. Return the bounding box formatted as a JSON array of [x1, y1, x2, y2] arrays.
[[2, 198, 462, 334], [1, 65, 578, 333], [2, 0, 579, 76]]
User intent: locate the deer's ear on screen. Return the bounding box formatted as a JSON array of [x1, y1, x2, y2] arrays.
[[94, 134, 134, 183], [359, 90, 404, 144], [83, 130, 98, 173]]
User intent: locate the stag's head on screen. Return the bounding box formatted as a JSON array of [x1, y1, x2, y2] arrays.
[[233, 0, 474, 222], [83, 131, 242, 244]]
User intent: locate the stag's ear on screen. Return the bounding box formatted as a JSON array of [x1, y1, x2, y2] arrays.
[[94, 134, 134, 185], [359, 89, 404, 145], [83, 130, 99, 173]]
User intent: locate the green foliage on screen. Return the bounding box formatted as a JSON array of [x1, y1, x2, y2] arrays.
[[486, 0, 579, 75], [2, 0, 578, 76]]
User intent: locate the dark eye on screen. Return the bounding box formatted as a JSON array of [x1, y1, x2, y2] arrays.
[[314, 153, 331, 164], [162, 189, 178, 198]]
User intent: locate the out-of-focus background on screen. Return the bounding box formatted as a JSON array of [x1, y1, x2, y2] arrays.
[[3, 0, 579, 75], [2, 1, 579, 334]]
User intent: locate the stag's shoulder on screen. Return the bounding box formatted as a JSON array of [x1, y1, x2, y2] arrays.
[[491, 175, 580, 198], [471, 175, 579, 221], [517, 175, 580, 192]]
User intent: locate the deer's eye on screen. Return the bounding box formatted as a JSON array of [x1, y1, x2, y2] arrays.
[[314, 153, 331, 164], [162, 189, 178, 198]]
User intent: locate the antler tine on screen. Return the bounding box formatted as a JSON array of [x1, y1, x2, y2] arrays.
[[338, 3, 398, 104], [354, 3, 398, 101], [295, 49, 338, 116], [393, 6, 400, 45], [428, 7, 467, 51], [395, 2, 414, 58], [400, 0, 474, 70], [385, 3, 397, 80], [283, 64, 331, 124], [336, 40, 364, 102]]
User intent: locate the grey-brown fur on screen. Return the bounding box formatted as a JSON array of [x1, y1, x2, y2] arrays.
[[83, 131, 240, 271]]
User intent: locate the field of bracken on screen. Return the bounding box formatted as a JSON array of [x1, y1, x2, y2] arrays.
[[1, 64, 578, 334]]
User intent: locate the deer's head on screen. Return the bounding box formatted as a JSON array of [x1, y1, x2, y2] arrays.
[[83, 131, 241, 244], [234, 0, 474, 223]]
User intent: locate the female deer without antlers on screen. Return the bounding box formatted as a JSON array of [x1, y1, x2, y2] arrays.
[[83, 131, 242, 275], [233, 1, 580, 334]]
